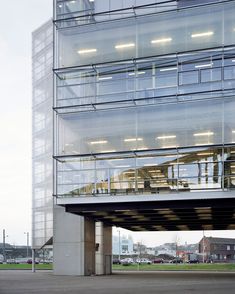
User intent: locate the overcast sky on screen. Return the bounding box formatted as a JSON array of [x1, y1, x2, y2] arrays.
[[0, 0, 52, 246], [0, 0, 234, 247]]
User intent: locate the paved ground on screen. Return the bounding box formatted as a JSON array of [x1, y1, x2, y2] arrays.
[[0, 270, 235, 294]]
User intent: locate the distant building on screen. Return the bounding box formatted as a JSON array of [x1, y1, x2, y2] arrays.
[[112, 235, 134, 255], [199, 237, 235, 262], [146, 247, 156, 256]]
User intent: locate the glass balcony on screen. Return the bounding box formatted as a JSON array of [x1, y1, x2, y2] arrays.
[[55, 146, 235, 197]]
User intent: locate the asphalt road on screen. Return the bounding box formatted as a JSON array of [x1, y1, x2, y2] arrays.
[[0, 270, 235, 294]]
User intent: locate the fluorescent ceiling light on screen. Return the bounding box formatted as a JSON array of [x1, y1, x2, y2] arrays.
[[191, 31, 214, 38], [98, 76, 112, 81], [115, 165, 131, 168], [197, 152, 214, 156], [160, 67, 177, 72], [195, 143, 212, 146], [90, 140, 107, 145], [157, 135, 176, 140], [195, 63, 213, 69], [232, 60, 235, 62], [77, 48, 97, 54], [131, 147, 148, 151], [124, 138, 143, 142], [161, 145, 178, 149], [110, 159, 123, 161], [101, 150, 116, 153], [144, 164, 158, 166], [193, 132, 214, 137], [232, 130, 235, 133], [151, 37, 172, 44], [70, 0, 76, 3], [115, 43, 135, 49], [128, 71, 146, 76]]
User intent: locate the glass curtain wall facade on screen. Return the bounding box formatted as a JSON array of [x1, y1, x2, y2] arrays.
[[32, 21, 53, 248], [53, 0, 235, 199]]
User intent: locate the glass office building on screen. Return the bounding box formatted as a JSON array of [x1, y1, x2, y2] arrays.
[[53, 0, 235, 199], [32, 21, 53, 249], [51, 0, 235, 275]]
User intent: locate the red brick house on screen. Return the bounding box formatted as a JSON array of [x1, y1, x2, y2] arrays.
[[199, 237, 235, 262]]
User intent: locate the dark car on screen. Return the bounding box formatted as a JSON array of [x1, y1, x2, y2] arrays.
[[27, 259, 39, 264], [112, 259, 121, 265], [170, 258, 183, 264], [153, 258, 164, 264], [188, 259, 199, 264]]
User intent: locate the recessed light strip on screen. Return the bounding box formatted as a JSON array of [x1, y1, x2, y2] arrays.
[[115, 43, 135, 49], [193, 132, 214, 137], [98, 76, 112, 81], [195, 63, 213, 69], [191, 31, 214, 38], [77, 48, 97, 54], [157, 135, 176, 140], [160, 67, 177, 72], [151, 37, 172, 44], [124, 138, 143, 142], [128, 71, 146, 76], [90, 140, 107, 145]]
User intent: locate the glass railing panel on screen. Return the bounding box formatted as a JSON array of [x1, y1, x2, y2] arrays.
[[55, 147, 235, 197]]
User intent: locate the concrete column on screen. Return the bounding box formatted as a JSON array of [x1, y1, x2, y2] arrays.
[[53, 206, 95, 276], [95, 222, 112, 275]]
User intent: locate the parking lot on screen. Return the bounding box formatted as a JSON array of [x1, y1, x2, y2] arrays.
[[0, 270, 235, 294]]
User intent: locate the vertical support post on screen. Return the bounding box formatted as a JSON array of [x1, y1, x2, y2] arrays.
[[95, 222, 112, 275], [32, 249, 36, 273], [24, 232, 29, 257]]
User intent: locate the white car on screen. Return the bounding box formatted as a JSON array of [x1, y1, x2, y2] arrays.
[[136, 258, 152, 264], [121, 258, 134, 265]]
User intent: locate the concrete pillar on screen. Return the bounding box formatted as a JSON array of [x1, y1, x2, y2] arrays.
[[95, 222, 112, 275], [53, 206, 95, 276]]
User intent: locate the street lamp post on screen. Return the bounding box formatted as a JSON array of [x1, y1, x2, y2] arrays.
[[24, 232, 29, 257], [118, 230, 121, 261], [2, 229, 6, 263], [202, 230, 205, 263]]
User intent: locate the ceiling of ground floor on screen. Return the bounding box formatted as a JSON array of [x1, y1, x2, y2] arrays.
[[64, 197, 235, 231]]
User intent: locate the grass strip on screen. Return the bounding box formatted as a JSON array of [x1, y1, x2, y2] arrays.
[[112, 263, 235, 272]]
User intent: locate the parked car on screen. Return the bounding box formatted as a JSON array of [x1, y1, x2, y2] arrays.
[[136, 258, 152, 264], [27, 259, 39, 264], [153, 258, 164, 264], [7, 259, 19, 264], [112, 259, 121, 265], [170, 258, 183, 264], [121, 258, 134, 265], [187, 259, 199, 264]]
